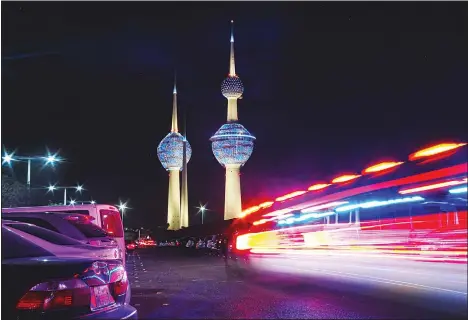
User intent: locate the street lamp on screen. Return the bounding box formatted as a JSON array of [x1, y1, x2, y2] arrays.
[[117, 201, 129, 227], [2, 149, 62, 189], [196, 203, 208, 225], [47, 184, 84, 205]]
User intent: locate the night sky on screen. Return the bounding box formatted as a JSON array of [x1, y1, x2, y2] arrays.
[[2, 2, 467, 228]]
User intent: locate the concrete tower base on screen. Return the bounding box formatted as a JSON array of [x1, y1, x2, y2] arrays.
[[167, 168, 181, 230], [224, 163, 242, 220]]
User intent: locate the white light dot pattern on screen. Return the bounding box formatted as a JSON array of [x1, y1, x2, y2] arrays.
[[210, 122, 255, 166], [221, 76, 244, 99], [157, 132, 192, 170]]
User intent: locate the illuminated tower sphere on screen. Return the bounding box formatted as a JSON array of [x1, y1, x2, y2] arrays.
[[210, 21, 256, 220], [157, 80, 192, 230]]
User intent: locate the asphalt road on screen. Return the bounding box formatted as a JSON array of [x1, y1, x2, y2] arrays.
[[126, 248, 466, 319]]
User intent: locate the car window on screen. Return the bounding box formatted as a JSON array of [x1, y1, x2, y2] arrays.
[[1, 227, 53, 259], [5, 223, 82, 246], [68, 221, 109, 238], [2, 216, 59, 233]]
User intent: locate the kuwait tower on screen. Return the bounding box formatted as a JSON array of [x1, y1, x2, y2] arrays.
[[157, 78, 192, 230], [210, 21, 256, 220]]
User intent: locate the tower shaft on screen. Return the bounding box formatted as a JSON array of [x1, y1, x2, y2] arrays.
[[227, 98, 238, 122], [167, 169, 181, 230], [224, 164, 242, 220], [180, 139, 189, 227]]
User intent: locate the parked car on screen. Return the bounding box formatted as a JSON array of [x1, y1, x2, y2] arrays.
[[2, 222, 138, 319], [2, 220, 122, 261], [2, 211, 125, 264], [2, 204, 126, 256], [1, 212, 118, 247]]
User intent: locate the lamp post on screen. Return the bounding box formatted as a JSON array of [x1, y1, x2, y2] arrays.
[[196, 203, 208, 225], [2, 149, 61, 190], [117, 201, 129, 227], [47, 184, 84, 205]]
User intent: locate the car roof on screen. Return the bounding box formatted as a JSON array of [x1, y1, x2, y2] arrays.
[[2, 204, 119, 212], [3, 211, 80, 216]]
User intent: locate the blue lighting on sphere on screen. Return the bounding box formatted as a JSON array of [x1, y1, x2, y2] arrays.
[[157, 132, 192, 170], [221, 76, 244, 99], [210, 123, 255, 166]]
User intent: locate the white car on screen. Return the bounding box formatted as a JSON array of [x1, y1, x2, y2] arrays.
[[2, 220, 122, 261], [2, 204, 126, 258]]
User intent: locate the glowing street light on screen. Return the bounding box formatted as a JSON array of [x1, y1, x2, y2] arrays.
[[117, 201, 130, 227], [117, 202, 128, 213], [196, 203, 208, 225], [47, 184, 84, 205], [2, 153, 13, 164], [2, 148, 63, 189]]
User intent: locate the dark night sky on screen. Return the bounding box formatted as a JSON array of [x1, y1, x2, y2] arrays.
[[2, 1, 467, 228]]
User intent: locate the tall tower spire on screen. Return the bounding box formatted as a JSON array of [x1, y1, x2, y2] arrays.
[[221, 20, 244, 123], [171, 73, 178, 132], [157, 76, 192, 230], [229, 20, 236, 76], [211, 22, 255, 221]]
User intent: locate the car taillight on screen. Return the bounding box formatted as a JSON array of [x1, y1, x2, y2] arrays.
[[17, 260, 128, 313], [110, 270, 129, 297], [17, 279, 90, 311]]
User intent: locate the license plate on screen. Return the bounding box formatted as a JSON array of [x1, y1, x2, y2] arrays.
[[91, 285, 115, 310]]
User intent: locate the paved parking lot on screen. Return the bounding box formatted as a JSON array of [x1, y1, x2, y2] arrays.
[[126, 248, 462, 319]]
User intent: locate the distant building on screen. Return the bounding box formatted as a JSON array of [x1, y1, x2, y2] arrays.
[[210, 21, 256, 220], [157, 78, 192, 230]]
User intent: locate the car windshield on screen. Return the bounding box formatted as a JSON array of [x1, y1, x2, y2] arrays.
[[5, 223, 83, 246], [68, 221, 109, 238], [1, 226, 53, 260]]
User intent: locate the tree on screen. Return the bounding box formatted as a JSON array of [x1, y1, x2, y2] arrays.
[[1, 174, 28, 207]]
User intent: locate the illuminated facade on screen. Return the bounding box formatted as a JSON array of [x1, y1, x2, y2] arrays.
[[210, 21, 256, 220], [157, 81, 192, 230]]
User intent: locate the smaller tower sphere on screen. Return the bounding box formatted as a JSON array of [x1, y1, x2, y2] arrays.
[[221, 75, 244, 99], [210, 122, 255, 167], [157, 132, 192, 170]]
